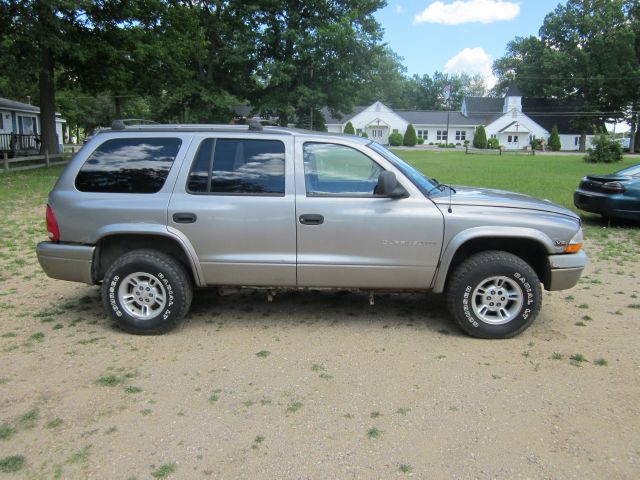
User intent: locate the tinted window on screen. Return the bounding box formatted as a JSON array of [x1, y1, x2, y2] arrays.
[[187, 139, 285, 195], [75, 138, 181, 193], [303, 143, 383, 196]]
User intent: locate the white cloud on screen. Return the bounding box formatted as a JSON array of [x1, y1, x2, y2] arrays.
[[395, 4, 407, 14], [414, 0, 520, 25], [444, 47, 498, 88]]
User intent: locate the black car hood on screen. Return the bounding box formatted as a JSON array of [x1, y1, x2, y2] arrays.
[[432, 186, 579, 219]]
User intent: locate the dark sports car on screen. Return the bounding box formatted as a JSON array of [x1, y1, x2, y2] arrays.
[[574, 163, 640, 221]]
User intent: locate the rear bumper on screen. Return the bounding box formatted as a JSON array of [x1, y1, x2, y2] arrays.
[[36, 242, 95, 285], [546, 250, 587, 291]]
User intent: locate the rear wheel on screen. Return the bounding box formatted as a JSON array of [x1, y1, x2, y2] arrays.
[[446, 251, 541, 338], [101, 249, 192, 334]]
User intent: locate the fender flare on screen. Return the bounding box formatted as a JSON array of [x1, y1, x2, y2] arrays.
[[92, 224, 205, 287], [431, 226, 554, 293]]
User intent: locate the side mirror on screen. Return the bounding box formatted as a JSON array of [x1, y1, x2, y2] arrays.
[[376, 171, 408, 199]]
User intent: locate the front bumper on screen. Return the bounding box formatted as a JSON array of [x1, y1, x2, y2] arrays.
[[546, 250, 587, 291], [36, 242, 95, 285]]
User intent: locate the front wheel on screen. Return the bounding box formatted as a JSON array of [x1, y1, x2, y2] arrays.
[[101, 249, 193, 334], [446, 251, 542, 338]]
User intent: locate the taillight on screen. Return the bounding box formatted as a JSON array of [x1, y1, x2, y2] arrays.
[[46, 204, 60, 242], [602, 181, 625, 194]]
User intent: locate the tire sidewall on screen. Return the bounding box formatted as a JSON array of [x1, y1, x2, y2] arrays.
[[453, 259, 540, 338], [103, 255, 185, 333]]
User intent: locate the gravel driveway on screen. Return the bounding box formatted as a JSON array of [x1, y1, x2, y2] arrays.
[[1, 207, 639, 479]]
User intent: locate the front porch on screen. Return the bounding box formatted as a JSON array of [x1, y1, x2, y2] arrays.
[[0, 133, 40, 156]]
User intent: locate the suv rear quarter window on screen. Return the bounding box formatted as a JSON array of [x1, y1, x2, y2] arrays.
[[75, 138, 182, 193], [187, 138, 285, 195]]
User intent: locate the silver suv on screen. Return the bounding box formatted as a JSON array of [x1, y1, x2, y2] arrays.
[[37, 122, 587, 338]]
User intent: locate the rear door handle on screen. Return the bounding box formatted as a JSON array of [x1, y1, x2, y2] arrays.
[[299, 214, 324, 225], [173, 212, 197, 224]]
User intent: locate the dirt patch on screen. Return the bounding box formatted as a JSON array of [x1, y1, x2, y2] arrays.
[[1, 205, 639, 478]]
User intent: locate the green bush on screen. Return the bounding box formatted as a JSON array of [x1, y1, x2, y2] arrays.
[[403, 124, 417, 147], [361, 132, 368, 138], [388, 132, 403, 146], [417, 138, 424, 145], [549, 125, 561, 151], [473, 125, 488, 149], [343, 121, 355, 135], [530, 138, 544, 150], [487, 138, 500, 149], [584, 133, 623, 163]]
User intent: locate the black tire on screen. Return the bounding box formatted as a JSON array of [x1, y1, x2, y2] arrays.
[[101, 249, 193, 334], [446, 251, 541, 339]]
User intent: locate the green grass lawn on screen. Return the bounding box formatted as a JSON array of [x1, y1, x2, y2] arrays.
[[393, 149, 638, 214]]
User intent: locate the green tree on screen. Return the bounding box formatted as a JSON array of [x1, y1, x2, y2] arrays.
[[0, 0, 169, 152], [344, 121, 355, 134], [548, 125, 561, 151], [252, 0, 385, 127], [493, 0, 640, 151], [403, 124, 417, 146], [473, 125, 487, 149]]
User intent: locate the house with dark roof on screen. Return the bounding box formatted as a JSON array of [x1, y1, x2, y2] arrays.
[[325, 86, 597, 150], [0, 97, 66, 154]]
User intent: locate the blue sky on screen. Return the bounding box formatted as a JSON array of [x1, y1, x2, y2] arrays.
[[374, 0, 564, 85]]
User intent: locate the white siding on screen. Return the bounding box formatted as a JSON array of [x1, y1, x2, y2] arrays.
[[560, 134, 594, 151]]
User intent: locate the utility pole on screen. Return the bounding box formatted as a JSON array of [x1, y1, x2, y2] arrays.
[[443, 84, 451, 145]]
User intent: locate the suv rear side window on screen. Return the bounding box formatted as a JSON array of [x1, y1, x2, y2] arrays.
[[75, 138, 181, 193], [188, 139, 285, 195]]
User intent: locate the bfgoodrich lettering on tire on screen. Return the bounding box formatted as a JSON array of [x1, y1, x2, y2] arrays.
[[446, 250, 541, 339], [101, 249, 193, 334]]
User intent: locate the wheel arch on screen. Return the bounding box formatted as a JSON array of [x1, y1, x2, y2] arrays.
[[432, 228, 553, 293], [93, 229, 204, 286]]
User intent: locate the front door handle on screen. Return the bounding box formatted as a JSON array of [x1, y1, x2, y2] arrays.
[[173, 212, 197, 224], [299, 214, 324, 225]]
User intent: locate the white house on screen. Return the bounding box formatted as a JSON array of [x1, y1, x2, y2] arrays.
[[324, 86, 596, 151], [0, 97, 66, 154]]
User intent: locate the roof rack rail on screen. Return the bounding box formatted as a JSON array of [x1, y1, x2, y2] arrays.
[[111, 118, 160, 130]]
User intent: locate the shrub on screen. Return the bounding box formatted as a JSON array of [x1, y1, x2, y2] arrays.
[[584, 133, 623, 163], [388, 132, 403, 146], [343, 121, 355, 135], [361, 132, 368, 138], [487, 138, 500, 149], [473, 125, 488, 149], [417, 138, 424, 145], [548, 125, 561, 151], [530, 138, 544, 150], [403, 124, 417, 147]]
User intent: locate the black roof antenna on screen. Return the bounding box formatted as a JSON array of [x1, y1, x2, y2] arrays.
[[448, 184, 453, 213]]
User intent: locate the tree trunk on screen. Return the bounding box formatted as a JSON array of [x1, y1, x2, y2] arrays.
[[579, 132, 587, 152], [279, 111, 288, 127], [114, 96, 122, 119], [38, 46, 58, 154], [630, 111, 638, 153]]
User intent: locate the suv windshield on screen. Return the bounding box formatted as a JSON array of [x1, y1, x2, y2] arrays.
[[367, 142, 437, 195]]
